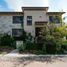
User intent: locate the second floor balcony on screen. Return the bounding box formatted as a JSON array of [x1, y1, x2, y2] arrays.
[[35, 21, 48, 27]]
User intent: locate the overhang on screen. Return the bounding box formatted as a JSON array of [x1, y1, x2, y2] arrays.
[[22, 7, 49, 11], [35, 21, 48, 27], [0, 12, 24, 15], [47, 12, 65, 15]]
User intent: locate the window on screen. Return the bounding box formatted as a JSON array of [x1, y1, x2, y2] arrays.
[[49, 16, 54, 23], [13, 16, 23, 23], [12, 29, 22, 37], [55, 16, 60, 23], [27, 16, 32, 25]]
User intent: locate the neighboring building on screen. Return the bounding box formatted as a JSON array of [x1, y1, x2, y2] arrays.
[[0, 7, 65, 40]]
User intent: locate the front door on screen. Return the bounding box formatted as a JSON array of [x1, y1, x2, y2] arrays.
[[35, 27, 42, 37]]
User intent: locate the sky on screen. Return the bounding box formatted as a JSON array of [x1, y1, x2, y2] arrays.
[[0, 0, 67, 21]]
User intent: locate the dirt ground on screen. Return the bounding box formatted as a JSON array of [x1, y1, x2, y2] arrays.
[[0, 46, 14, 54], [0, 56, 67, 67]]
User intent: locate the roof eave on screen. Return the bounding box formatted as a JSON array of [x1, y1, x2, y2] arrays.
[[47, 12, 65, 15], [22, 7, 49, 11]]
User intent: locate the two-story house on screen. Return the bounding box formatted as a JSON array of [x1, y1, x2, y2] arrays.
[[0, 7, 65, 40]]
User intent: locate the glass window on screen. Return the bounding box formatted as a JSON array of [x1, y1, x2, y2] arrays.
[[27, 16, 32, 25], [55, 16, 60, 23], [13, 16, 23, 23], [12, 29, 22, 37], [49, 16, 54, 23]]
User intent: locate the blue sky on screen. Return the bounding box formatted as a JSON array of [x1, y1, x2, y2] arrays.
[[0, 0, 67, 21], [0, 0, 66, 12], [0, 0, 13, 11]]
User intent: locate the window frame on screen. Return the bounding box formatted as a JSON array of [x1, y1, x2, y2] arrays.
[[27, 16, 32, 25], [49, 16, 54, 23], [13, 16, 23, 24], [55, 16, 60, 23], [12, 29, 22, 37]]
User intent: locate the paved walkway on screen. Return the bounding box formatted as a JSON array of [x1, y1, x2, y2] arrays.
[[3, 49, 20, 57], [10, 49, 19, 53]]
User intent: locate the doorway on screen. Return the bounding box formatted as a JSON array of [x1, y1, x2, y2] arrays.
[[35, 27, 42, 37]]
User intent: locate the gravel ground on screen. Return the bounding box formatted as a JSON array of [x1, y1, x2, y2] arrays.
[[0, 55, 67, 67]]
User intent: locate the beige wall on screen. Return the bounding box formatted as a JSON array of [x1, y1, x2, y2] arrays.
[[24, 10, 48, 37]]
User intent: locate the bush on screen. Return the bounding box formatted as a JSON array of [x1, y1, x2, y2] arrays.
[[36, 34, 44, 50], [61, 41, 67, 53], [18, 43, 26, 52], [22, 30, 27, 42], [42, 43, 46, 54], [25, 40, 35, 51], [18, 24, 67, 54], [34, 50, 46, 55], [0, 34, 16, 48], [22, 33, 36, 51]]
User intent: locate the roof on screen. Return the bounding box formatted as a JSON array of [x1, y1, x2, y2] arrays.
[[47, 12, 65, 15], [22, 7, 49, 11], [0, 10, 65, 16], [0, 12, 24, 15]]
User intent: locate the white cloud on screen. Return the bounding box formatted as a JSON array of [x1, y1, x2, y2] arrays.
[[4, 0, 49, 11], [23, 0, 49, 7]]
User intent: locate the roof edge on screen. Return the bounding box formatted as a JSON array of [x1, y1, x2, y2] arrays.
[[0, 12, 24, 15], [47, 12, 65, 15], [22, 7, 49, 11]]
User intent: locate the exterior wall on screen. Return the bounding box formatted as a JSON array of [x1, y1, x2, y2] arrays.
[[24, 10, 48, 37], [47, 15, 62, 26], [0, 16, 22, 35], [0, 11, 63, 37]]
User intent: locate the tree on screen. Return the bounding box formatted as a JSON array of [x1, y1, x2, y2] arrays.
[[40, 23, 67, 54], [55, 26, 67, 38]]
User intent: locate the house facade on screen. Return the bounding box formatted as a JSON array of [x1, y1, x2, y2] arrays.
[[0, 7, 65, 39]]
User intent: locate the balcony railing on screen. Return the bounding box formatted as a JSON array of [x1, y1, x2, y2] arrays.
[[35, 21, 47, 27]]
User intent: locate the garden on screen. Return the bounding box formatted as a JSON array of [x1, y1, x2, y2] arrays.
[[0, 23, 67, 55], [18, 23, 67, 54]]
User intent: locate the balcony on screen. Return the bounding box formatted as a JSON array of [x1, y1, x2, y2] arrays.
[[35, 21, 47, 27]]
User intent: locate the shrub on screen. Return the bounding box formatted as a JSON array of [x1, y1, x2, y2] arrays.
[[25, 40, 35, 51], [34, 50, 46, 55], [39, 24, 67, 54], [24, 33, 36, 51], [0, 34, 16, 48], [18, 43, 26, 52], [61, 41, 67, 53], [44, 35, 56, 54], [22, 30, 27, 42], [36, 35, 44, 50], [42, 43, 46, 54]]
